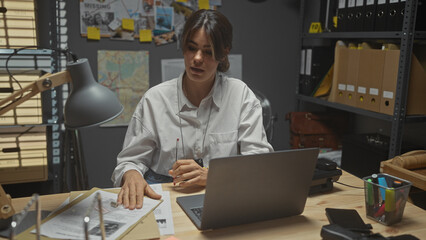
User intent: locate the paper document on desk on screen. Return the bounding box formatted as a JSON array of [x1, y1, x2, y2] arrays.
[[32, 188, 162, 240], [150, 184, 175, 235]]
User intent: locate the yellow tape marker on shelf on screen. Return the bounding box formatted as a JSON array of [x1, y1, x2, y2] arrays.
[[309, 22, 322, 33]]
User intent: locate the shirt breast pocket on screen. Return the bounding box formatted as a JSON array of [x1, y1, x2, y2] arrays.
[[208, 130, 238, 158]]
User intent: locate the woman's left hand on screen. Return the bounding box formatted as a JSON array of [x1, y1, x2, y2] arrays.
[[169, 159, 208, 187]]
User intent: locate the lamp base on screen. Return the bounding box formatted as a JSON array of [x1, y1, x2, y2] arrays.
[[0, 211, 51, 237]]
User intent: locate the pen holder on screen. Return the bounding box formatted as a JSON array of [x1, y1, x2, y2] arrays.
[[362, 173, 412, 226]]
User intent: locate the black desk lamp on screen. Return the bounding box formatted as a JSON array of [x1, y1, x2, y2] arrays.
[[0, 57, 123, 229], [0, 58, 123, 128]]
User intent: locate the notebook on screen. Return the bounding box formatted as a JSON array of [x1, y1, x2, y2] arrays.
[[176, 148, 319, 230]]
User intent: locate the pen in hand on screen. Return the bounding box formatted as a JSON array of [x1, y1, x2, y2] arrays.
[[175, 138, 179, 162]]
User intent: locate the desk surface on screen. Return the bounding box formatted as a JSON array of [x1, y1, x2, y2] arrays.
[[8, 171, 426, 239]]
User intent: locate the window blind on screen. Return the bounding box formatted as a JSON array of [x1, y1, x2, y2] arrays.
[[0, 0, 49, 184]]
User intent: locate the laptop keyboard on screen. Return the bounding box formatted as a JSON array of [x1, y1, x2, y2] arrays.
[[190, 207, 203, 220]]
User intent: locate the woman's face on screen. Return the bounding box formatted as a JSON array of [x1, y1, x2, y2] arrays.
[[183, 28, 219, 84]]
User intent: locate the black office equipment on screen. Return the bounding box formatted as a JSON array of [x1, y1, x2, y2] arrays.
[[325, 208, 372, 231], [321, 208, 420, 239], [310, 158, 342, 195], [341, 133, 422, 178]]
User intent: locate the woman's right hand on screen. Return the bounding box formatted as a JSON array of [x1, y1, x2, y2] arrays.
[[116, 170, 162, 210]]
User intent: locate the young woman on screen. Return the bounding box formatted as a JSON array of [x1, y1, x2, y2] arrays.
[[112, 9, 273, 209]]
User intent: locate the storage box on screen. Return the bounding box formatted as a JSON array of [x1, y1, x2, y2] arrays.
[[380, 47, 426, 116], [344, 48, 359, 107], [357, 48, 385, 112], [330, 43, 426, 116], [362, 173, 412, 225], [329, 41, 349, 104]]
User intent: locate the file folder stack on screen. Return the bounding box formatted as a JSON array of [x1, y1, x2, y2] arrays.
[[329, 41, 426, 115], [374, 0, 388, 31], [363, 0, 377, 31], [334, 0, 425, 32], [299, 47, 333, 96], [337, 0, 348, 31]]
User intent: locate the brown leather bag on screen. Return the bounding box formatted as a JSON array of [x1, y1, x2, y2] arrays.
[[285, 112, 347, 150]]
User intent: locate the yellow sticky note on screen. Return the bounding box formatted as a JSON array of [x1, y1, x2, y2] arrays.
[[308, 22, 322, 33], [198, 0, 210, 10], [139, 29, 152, 42], [122, 18, 135, 31], [87, 27, 100, 40], [176, 0, 187, 2]]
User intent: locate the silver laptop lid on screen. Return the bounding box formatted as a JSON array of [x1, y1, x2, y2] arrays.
[[201, 148, 319, 229]]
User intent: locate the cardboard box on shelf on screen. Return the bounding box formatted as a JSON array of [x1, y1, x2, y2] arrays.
[[380, 46, 426, 116], [345, 48, 360, 107], [357, 48, 385, 112], [329, 41, 349, 104]]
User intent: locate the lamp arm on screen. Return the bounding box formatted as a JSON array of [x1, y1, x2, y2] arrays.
[[0, 70, 72, 116], [0, 184, 14, 220]]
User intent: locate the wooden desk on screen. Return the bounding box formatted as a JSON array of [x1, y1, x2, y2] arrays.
[[8, 171, 426, 239]]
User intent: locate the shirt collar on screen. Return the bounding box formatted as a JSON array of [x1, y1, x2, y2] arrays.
[[177, 72, 223, 110]]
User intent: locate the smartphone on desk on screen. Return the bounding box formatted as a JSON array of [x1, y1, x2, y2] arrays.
[[325, 208, 372, 232]]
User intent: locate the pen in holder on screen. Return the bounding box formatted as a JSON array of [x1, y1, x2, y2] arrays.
[[83, 192, 106, 240], [362, 173, 412, 226], [9, 193, 41, 240]]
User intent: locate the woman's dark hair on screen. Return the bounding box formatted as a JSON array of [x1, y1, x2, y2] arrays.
[[181, 9, 233, 72]]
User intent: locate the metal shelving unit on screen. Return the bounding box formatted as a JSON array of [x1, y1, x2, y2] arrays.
[[302, 31, 426, 39], [297, 0, 424, 158]]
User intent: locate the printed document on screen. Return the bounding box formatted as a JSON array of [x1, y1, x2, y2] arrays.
[[36, 189, 162, 240], [150, 184, 175, 235]]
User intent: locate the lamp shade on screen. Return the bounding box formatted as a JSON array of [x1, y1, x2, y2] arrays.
[[64, 58, 123, 129]]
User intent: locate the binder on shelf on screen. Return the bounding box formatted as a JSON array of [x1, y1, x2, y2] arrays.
[[393, 0, 405, 31], [363, 0, 377, 31], [357, 46, 385, 112], [354, 0, 366, 31], [416, 0, 426, 30], [386, 0, 401, 31], [323, 0, 339, 32], [345, 44, 360, 107], [337, 0, 348, 31], [299, 49, 309, 95], [374, 0, 388, 31], [346, 0, 357, 31], [330, 41, 349, 103], [299, 48, 334, 96], [299, 49, 316, 96]]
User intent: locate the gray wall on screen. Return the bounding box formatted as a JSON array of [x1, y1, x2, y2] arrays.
[[65, 1, 300, 188]]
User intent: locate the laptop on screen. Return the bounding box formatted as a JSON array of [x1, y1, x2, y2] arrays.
[[176, 148, 319, 230]]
